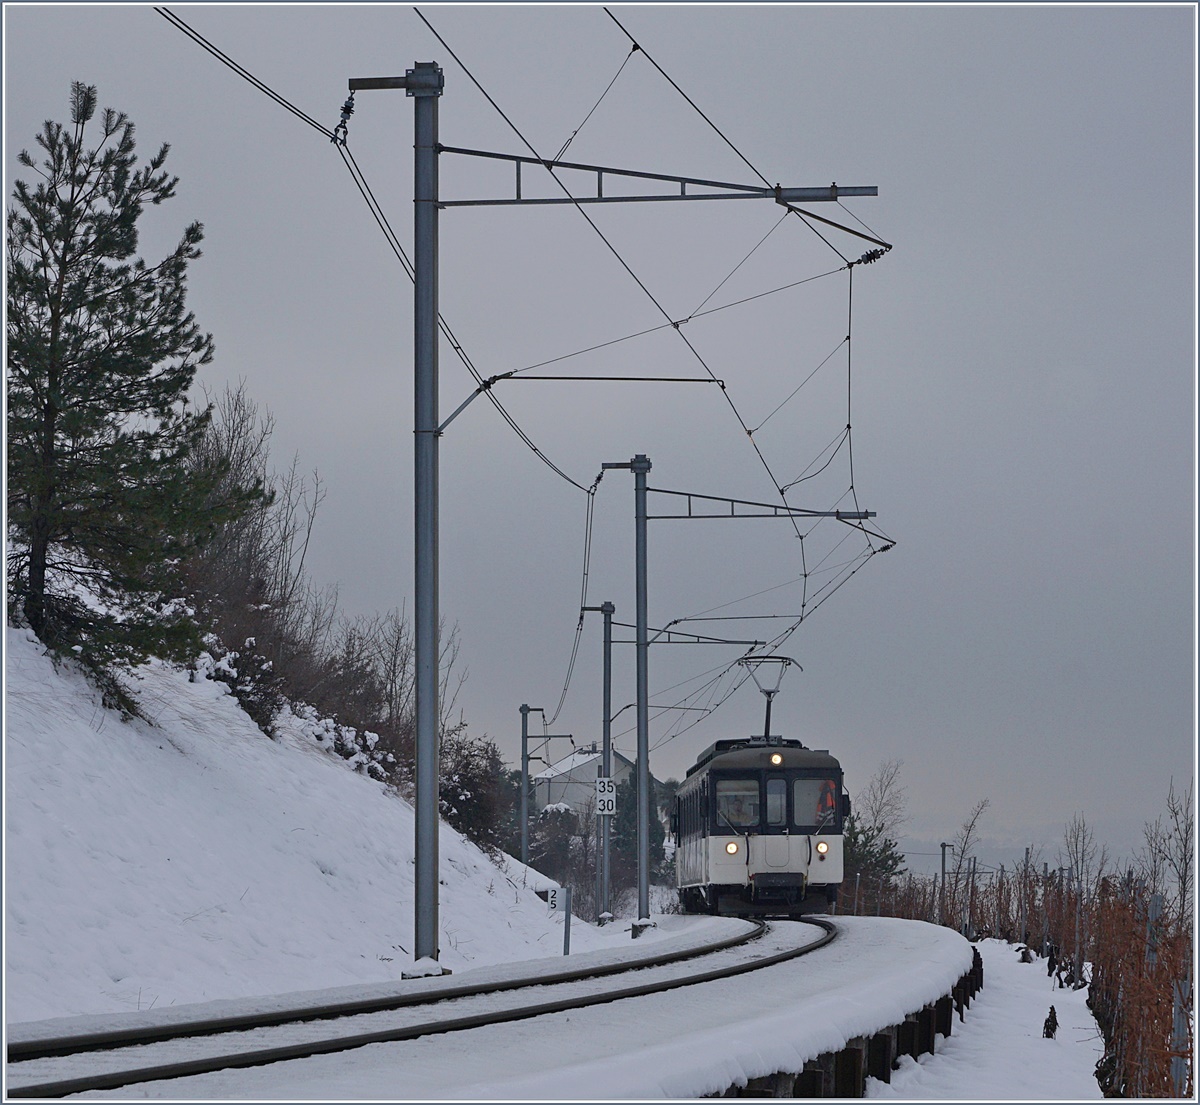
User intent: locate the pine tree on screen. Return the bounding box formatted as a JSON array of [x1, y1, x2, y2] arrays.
[[7, 83, 255, 678], [843, 813, 907, 906], [610, 774, 666, 891]]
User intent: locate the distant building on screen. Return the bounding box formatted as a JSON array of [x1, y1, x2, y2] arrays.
[[532, 744, 636, 818]]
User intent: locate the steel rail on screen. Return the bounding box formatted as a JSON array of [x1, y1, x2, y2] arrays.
[[9, 919, 767, 1063], [8, 919, 835, 1098]]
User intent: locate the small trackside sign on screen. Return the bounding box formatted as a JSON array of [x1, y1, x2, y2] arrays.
[[595, 777, 617, 816]]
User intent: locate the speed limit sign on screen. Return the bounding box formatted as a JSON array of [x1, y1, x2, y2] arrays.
[[595, 777, 617, 816]]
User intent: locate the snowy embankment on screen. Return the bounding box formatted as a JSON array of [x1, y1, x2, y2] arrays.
[[3, 627, 660, 1023], [30, 922, 1102, 1101], [4, 628, 1105, 1100], [869, 937, 1103, 1100]]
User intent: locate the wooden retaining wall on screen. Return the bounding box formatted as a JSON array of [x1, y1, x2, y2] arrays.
[[710, 946, 984, 1098]]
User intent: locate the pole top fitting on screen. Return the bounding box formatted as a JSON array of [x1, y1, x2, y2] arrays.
[[407, 62, 444, 97], [349, 75, 410, 92], [631, 453, 652, 472]]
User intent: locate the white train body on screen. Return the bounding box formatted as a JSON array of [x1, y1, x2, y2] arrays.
[[673, 738, 848, 916]]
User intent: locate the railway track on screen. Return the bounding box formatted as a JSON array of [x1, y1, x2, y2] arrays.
[[7, 917, 835, 1098]]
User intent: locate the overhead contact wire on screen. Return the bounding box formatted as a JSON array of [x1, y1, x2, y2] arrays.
[[547, 471, 604, 726], [605, 6, 858, 267], [689, 212, 789, 317], [416, 7, 889, 734], [555, 45, 639, 161], [509, 265, 845, 378], [603, 7, 770, 189], [155, 7, 334, 138], [414, 6, 806, 541], [156, 5, 588, 495]]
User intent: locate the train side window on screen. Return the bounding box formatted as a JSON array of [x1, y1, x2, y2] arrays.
[[716, 778, 759, 828], [793, 777, 840, 829], [766, 777, 786, 826]]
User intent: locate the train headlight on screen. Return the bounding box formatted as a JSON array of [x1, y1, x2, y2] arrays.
[[769, 753, 783, 765], [725, 841, 739, 855], [815, 840, 830, 855]]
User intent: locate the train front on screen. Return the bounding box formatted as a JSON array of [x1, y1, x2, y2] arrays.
[[675, 740, 848, 915]]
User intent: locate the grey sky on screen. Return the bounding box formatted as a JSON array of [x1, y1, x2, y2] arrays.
[[5, 4, 1195, 874]]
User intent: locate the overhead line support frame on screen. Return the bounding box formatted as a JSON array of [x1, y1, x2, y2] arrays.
[[349, 63, 880, 956], [438, 144, 877, 209]]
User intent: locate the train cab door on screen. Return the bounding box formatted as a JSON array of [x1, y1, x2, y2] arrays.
[[761, 776, 791, 868]]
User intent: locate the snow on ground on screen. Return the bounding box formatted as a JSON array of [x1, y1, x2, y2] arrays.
[[66, 917, 969, 1100], [868, 937, 1103, 1100], [3, 627, 666, 1023], [5, 627, 1105, 1099]]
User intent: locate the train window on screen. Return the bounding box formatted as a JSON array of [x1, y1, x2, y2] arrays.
[[715, 778, 759, 828], [766, 777, 787, 826], [793, 778, 840, 829]]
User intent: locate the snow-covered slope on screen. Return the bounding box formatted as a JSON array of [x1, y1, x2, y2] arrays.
[[3, 627, 632, 1022], [2, 629, 1107, 1101]]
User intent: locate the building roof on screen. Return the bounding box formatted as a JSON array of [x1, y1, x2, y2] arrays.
[[532, 746, 635, 782]]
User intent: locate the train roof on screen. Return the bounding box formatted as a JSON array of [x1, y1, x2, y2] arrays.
[[685, 737, 841, 778]]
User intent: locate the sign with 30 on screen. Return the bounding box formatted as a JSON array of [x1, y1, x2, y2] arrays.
[[595, 777, 617, 816]]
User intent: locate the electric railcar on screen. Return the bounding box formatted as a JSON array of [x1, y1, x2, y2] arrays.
[[672, 737, 849, 916]]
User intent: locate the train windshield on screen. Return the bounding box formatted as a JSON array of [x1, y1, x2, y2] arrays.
[[715, 778, 760, 828], [766, 777, 787, 826], [793, 777, 839, 830]]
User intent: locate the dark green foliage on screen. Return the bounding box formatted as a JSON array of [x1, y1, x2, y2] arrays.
[[529, 804, 580, 881], [610, 774, 668, 890], [843, 812, 907, 905], [657, 777, 680, 821], [494, 768, 524, 857], [440, 724, 512, 856], [6, 83, 260, 677], [198, 635, 285, 736]]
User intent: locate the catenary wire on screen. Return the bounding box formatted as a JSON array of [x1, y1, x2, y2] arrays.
[[160, 5, 892, 758], [595, 6, 892, 558], [154, 7, 334, 139], [414, 6, 812, 542], [752, 338, 849, 436], [413, 7, 857, 736], [688, 211, 789, 317], [602, 7, 770, 189], [555, 44, 639, 161], [780, 426, 850, 493], [546, 471, 605, 726], [605, 7, 865, 266], [507, 264, 846, 377], [416, 8, 893, 735], [155, 5, 589, 495]]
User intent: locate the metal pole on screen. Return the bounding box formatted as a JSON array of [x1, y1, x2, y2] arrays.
[[412, 61, 443, 965], [601, 600, 614, 920], [1020, 845, 1030, 945], [563, 886, 573, 956], [1042, 862, 1050, 955], [939, 842, 951, 926], [968, 856, 976, 938], [1080, 868, 1089, 979], [633, 454, 652, 925], [1171, 963, 1191, 1097], [520, 704, 531, 866]]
